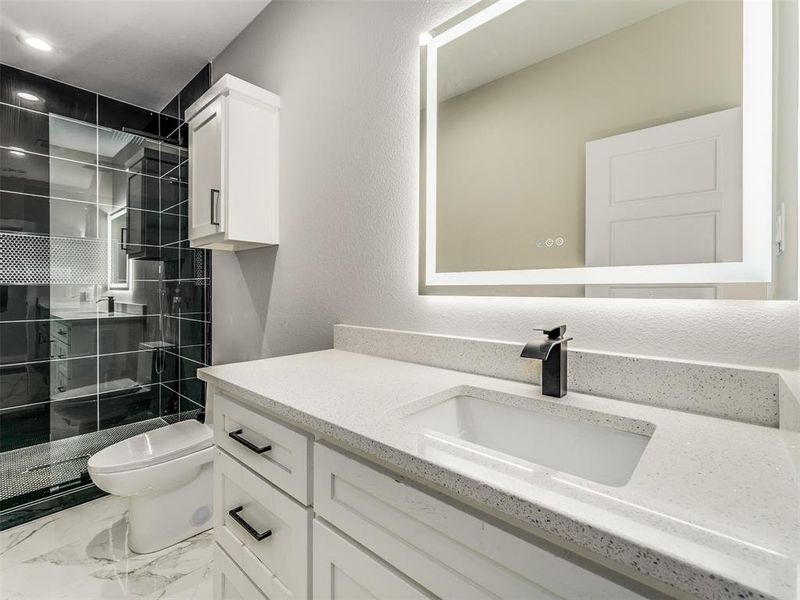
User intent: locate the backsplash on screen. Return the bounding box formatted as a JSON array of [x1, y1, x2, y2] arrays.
[[334, 324, 781, 427], [0, 64, 211, 521]]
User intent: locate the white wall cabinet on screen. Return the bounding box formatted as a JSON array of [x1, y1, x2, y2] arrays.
[[210, 390, 661, 600], [185, 74, 280, 251]]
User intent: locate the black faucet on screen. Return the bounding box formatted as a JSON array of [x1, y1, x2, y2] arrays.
[[520, 325, 572, 398], [96, 295, 115, 314]]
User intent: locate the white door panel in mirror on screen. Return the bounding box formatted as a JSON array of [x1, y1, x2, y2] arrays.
[[586, 107, 742, 270], [422, 0, 785, 298]]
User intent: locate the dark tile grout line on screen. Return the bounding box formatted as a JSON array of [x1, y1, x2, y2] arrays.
[[0, 342, 209, 368], [0, 376, 207, 414], [0, 144, 185, 178]]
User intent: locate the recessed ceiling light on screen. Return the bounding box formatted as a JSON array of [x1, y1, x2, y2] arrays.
[[16, 91, 41, 102], [21, 36, 52, 52]]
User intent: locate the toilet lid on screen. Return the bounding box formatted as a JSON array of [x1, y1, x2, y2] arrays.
[[88, 420, 213, 474]]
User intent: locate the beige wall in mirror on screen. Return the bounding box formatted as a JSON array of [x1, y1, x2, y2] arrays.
[[423, 0, 798, 300]]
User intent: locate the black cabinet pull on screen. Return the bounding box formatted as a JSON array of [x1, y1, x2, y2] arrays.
[[228, 429, 272, 454], [228, 506, 272, 541], [210, 189, 220, 226], [121, 227, 128, 251]]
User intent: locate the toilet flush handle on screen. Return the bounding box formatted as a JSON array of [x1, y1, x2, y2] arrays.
[[228, 428, 272, 454]]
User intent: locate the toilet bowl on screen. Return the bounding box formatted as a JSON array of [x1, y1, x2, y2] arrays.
[[88, 419, 214, 554]]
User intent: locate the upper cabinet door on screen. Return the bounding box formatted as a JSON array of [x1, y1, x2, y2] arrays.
[[186, 74, 280, 251], [189, 98, 224, 240]]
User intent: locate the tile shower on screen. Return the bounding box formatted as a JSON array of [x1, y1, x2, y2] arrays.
[[0, 64, 212, 529]]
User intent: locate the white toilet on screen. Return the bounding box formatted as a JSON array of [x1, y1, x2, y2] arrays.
[[88, 419, 214, 554]]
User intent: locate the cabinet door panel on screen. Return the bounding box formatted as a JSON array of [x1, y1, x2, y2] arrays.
[[314, 443, 650, 600], [189, 99, 223, 240], [213, 543, 269, 600], [313, 520, 432, 600]]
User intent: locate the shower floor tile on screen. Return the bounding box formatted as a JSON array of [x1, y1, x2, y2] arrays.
[[0, 417, 170, 507], [0, 495, 213, 599]]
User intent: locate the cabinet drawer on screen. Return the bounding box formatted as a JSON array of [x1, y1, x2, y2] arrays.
[[53, 340, 69, 360], [214, 449, 311, 600], [314, 443, 648, 600], [214, 392, 312, 503], [213, 543, 269, 600], [51, 324, 70, 344], [313, 520, 432, 600]]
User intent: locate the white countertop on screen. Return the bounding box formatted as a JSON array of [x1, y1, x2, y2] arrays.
[[199, 349, 800, 600]]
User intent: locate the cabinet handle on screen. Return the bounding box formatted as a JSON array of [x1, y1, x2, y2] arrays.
[[210, 189, 220, 226], [121, 227, 128, 251], [228, 429, 272, 454], [228, 506, 272, 541], [57, 385, 66, 393]]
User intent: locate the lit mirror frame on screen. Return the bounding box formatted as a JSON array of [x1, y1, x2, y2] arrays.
[[108, 208, 131, 290], [422, 0, 773, 288]]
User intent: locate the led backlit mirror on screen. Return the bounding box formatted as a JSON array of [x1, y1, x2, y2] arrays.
[[421, 0, 796, 299]]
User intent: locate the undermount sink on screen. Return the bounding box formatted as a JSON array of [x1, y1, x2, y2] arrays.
[[402, 388, 653, 486]]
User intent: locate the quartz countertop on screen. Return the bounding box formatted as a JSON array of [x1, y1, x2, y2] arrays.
[[198, 350, 800, 600]]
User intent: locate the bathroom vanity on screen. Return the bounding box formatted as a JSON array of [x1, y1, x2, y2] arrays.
[[200, 326, 799, 600]]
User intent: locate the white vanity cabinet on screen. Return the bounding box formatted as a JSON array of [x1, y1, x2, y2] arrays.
[[210, 391, 656, 600], [185, 74, 280, 251], [313, 519, 433, 600]]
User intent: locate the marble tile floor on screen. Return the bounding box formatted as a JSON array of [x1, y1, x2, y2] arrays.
[[0, 496, 212, 600]]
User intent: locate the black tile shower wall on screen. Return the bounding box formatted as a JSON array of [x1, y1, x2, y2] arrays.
[[0, 64, 211, 519], [97, 96, 160, 136], [157, 64, 212, 421], [0, 64, 96, 122], [161, 63, 211, 123]]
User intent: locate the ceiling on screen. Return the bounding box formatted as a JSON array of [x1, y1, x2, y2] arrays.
[[438, 0, 686, 101], [0, 0, 270, 111]]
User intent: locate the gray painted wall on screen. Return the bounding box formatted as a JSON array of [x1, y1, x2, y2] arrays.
[[210, 0, 799, 369]]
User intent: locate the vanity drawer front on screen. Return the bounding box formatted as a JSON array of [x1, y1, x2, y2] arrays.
[[314, 443, 647, 600], [214, 449, 311, 600], [213, 543, 269, 600], [51, 323, 70, 344], [214, 391, 312, 504], [313, 519, 433, 600]]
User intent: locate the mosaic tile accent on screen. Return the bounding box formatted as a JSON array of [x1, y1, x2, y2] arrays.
[[0, 233, 108, 286]]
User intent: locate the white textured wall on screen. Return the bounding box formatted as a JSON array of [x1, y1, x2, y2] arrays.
[[211, 0, 799, 369]]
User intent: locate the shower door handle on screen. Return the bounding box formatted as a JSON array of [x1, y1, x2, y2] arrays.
[[228, 506, 272, 541], [210, 189, 220, 226], [228, 429, 271, 454]]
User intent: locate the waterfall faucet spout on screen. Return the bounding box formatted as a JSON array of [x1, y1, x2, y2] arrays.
[[520, 325, 572, 398], [96, 295, 115, 314]]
